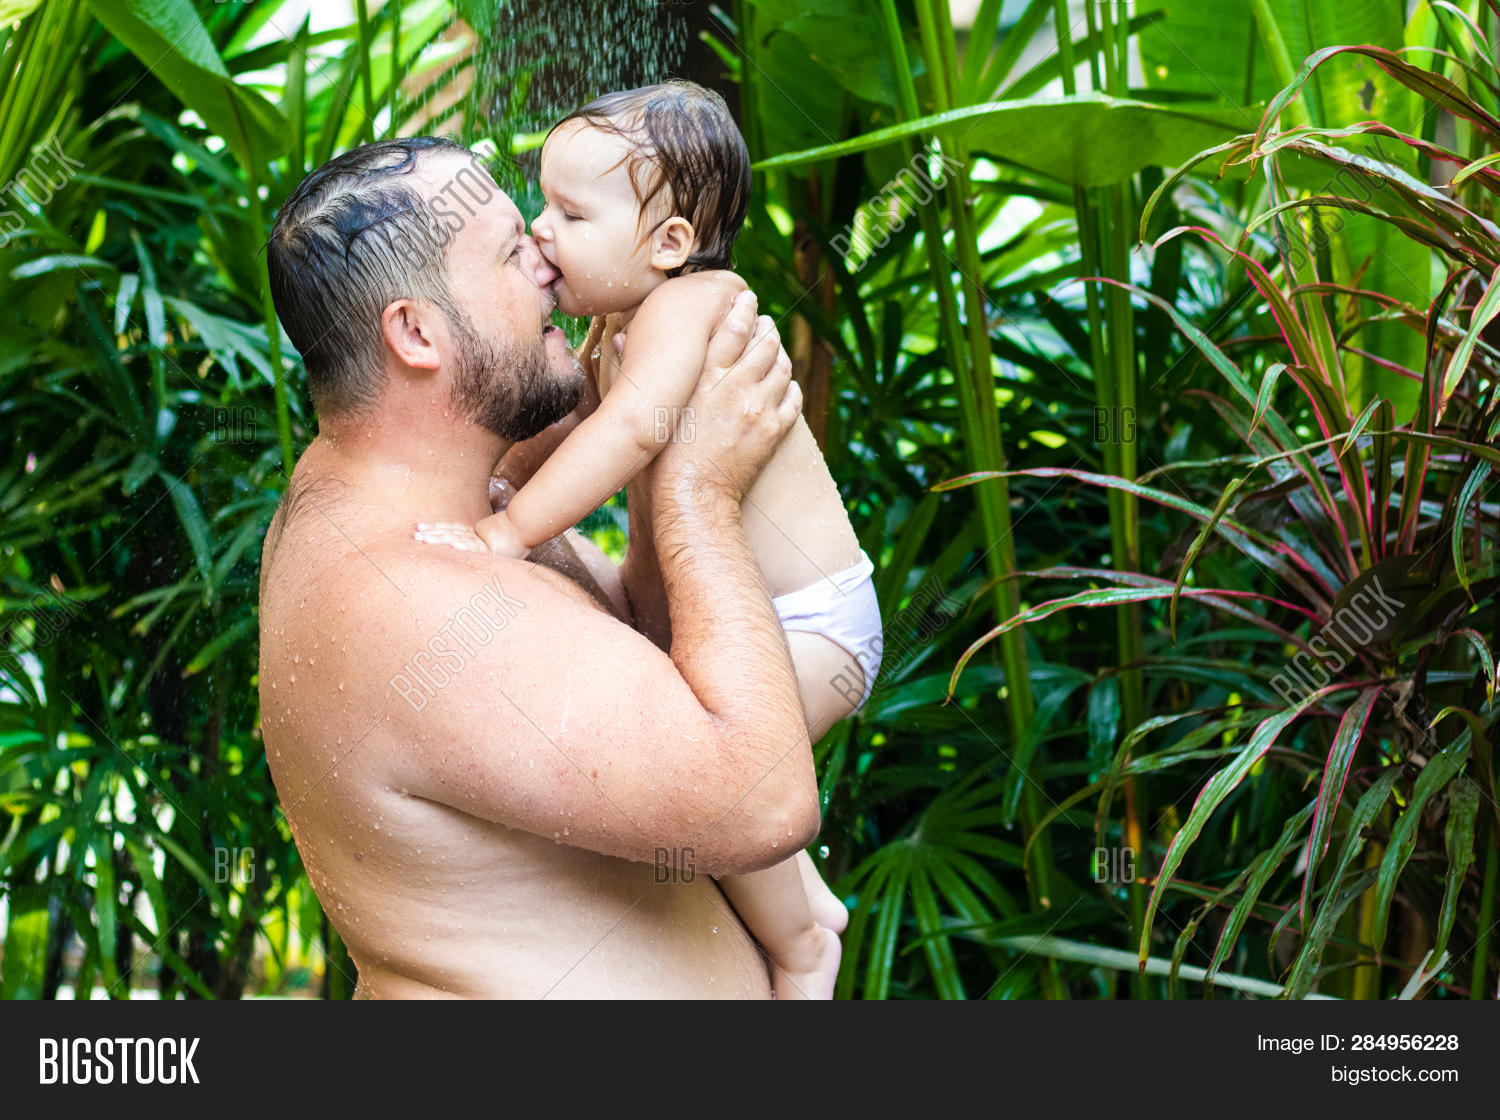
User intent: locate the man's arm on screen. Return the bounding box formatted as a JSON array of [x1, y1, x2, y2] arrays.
[[618, 471, 671, 650], [387, 295, 815, 875]]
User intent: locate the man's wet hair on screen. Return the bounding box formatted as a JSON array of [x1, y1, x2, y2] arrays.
[[267, 135, 479, 417], [551, 80, 750, 276]]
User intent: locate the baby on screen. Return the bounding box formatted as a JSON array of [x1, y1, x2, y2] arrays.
[[419, 81, 881, 999]]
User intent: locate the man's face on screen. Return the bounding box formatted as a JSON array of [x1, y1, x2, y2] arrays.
[[417, 153, 584, 440]]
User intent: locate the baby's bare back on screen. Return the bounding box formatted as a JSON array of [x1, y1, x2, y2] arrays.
[[597, 318, 862, 597]]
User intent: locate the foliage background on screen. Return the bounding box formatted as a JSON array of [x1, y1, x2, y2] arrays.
[[1, 0, 1496, 999]]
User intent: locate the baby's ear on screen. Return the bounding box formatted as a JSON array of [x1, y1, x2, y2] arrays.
[[649, 216, 697, 272]]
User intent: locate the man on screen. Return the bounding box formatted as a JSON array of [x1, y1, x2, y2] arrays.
[[258, 136, 820, 998]]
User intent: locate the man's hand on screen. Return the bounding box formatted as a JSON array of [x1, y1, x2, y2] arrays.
[[652, 289, 801, 503]]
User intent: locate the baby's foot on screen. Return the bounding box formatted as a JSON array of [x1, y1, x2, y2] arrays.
[[770, 924, 841, 1001], [414, 521, 489, 552]]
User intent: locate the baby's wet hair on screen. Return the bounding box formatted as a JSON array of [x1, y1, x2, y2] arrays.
[[551, 80, 750, 275]]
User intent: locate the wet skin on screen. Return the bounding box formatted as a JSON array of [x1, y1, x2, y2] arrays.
[[258, 154, 812, 997]]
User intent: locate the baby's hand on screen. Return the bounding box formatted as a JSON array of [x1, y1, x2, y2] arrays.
[[414, 521, 491, 554], [414, 512, 531, 558]]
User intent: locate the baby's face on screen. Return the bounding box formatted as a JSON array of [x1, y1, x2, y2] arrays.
[[531, 120, 670, 317]]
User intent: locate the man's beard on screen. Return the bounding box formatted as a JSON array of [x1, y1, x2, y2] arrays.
[[445, 304, 583, 440]]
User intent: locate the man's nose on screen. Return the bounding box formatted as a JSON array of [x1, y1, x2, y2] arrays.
[[521, 234, 558, 287]]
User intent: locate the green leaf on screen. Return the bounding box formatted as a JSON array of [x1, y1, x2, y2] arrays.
[[1444, 629, 1495, 706], [1140, 683, 1351, 967], [1206, 801, 1318, 992], [1440, 264, 1500, 416], [0, 0, 45, 24], [181, 616, 255, 676], [0, 883, 49, 999], [753, 93, 1258, 188], [1301, 686, 1382, 926], [753, 0, 896, 105], [80, 0, 288, 169], [1087, 676, 1120, 759], [10, 254, 115, 280], [1248, 362, 1289, 438], [160, 471, 212, 583], [1285, 767, 1400, 999], [1452, 464, 1492, 595], [1370, 727, 1471, 949], [114, 273, 139, 337], [1432, 777, 1479, 962]]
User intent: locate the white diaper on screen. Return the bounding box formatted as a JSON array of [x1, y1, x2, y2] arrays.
[[770, 550, 883, 713]]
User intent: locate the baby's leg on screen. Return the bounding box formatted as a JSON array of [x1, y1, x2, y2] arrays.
[[782, 630, 860, 935], [795, 849, 848, 933], [716, 629, 863, 997], [718, 861, 841, 1000]]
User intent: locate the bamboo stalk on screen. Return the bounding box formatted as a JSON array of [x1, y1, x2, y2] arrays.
[[243, 158, 295, 476], [355, 0, 376, 145], [881, 0, 1062, 997], [1057, 0, 1149, 995]]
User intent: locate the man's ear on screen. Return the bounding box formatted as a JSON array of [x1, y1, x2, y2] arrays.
[[649, 216, 697, 273], [380, 300, 443, 372]]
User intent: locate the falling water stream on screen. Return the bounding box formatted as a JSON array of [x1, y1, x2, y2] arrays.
[[453, 0, 689, 195]]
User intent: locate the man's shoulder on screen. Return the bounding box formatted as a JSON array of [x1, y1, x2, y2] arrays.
[[346, 535, 582, 629]]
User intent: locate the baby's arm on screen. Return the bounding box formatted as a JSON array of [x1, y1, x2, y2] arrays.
[[474, 272, 748, 555]]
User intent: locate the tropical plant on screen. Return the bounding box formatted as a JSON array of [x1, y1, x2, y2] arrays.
[[3, 0, 1495, 1001], [945, 32, 1500, 999], [1, 0, 462, 997]]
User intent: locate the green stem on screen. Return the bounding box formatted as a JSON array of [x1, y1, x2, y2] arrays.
[[355, 0, 376, 144], [1473, 819, 1497, 998], [1064, 0, 1149, 996], [887, 0, 1061, 998], [1246, 0, 1357, 431], [243, 161, 295, 476]]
